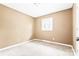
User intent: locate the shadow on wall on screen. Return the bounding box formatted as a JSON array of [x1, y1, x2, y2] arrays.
[[0, 4, 73, 49], [34, 8, 73, 45], [0, 4, 34, 48]]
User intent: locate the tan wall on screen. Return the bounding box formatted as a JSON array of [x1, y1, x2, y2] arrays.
[[0, 4, 73, 48], [34, 8, 73, 45], [0, 5, 34, 48]]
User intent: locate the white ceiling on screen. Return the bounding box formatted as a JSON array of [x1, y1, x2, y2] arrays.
[[2, 3, 73, 17]]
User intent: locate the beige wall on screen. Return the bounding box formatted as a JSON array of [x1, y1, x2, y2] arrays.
[[0, 5, 34, 48], [0, 4, 73, 48], [34, 8, 73, 45]]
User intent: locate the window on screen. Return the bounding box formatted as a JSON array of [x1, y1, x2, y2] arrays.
[[41, 17, 53, 31]]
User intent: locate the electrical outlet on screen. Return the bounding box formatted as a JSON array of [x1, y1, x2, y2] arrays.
[[53, 38, 55, 40]]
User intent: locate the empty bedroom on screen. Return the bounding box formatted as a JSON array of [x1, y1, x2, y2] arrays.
[[0, 3, 76, 56]]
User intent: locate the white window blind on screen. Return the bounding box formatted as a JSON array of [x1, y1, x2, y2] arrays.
[[41, 17, 53, 31]]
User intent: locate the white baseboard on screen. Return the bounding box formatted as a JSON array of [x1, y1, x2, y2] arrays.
[[0, 39, 76, 56], [33, 39, 76, 56], [71, 46, 76, 56], [0, 41, 30, 51]]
